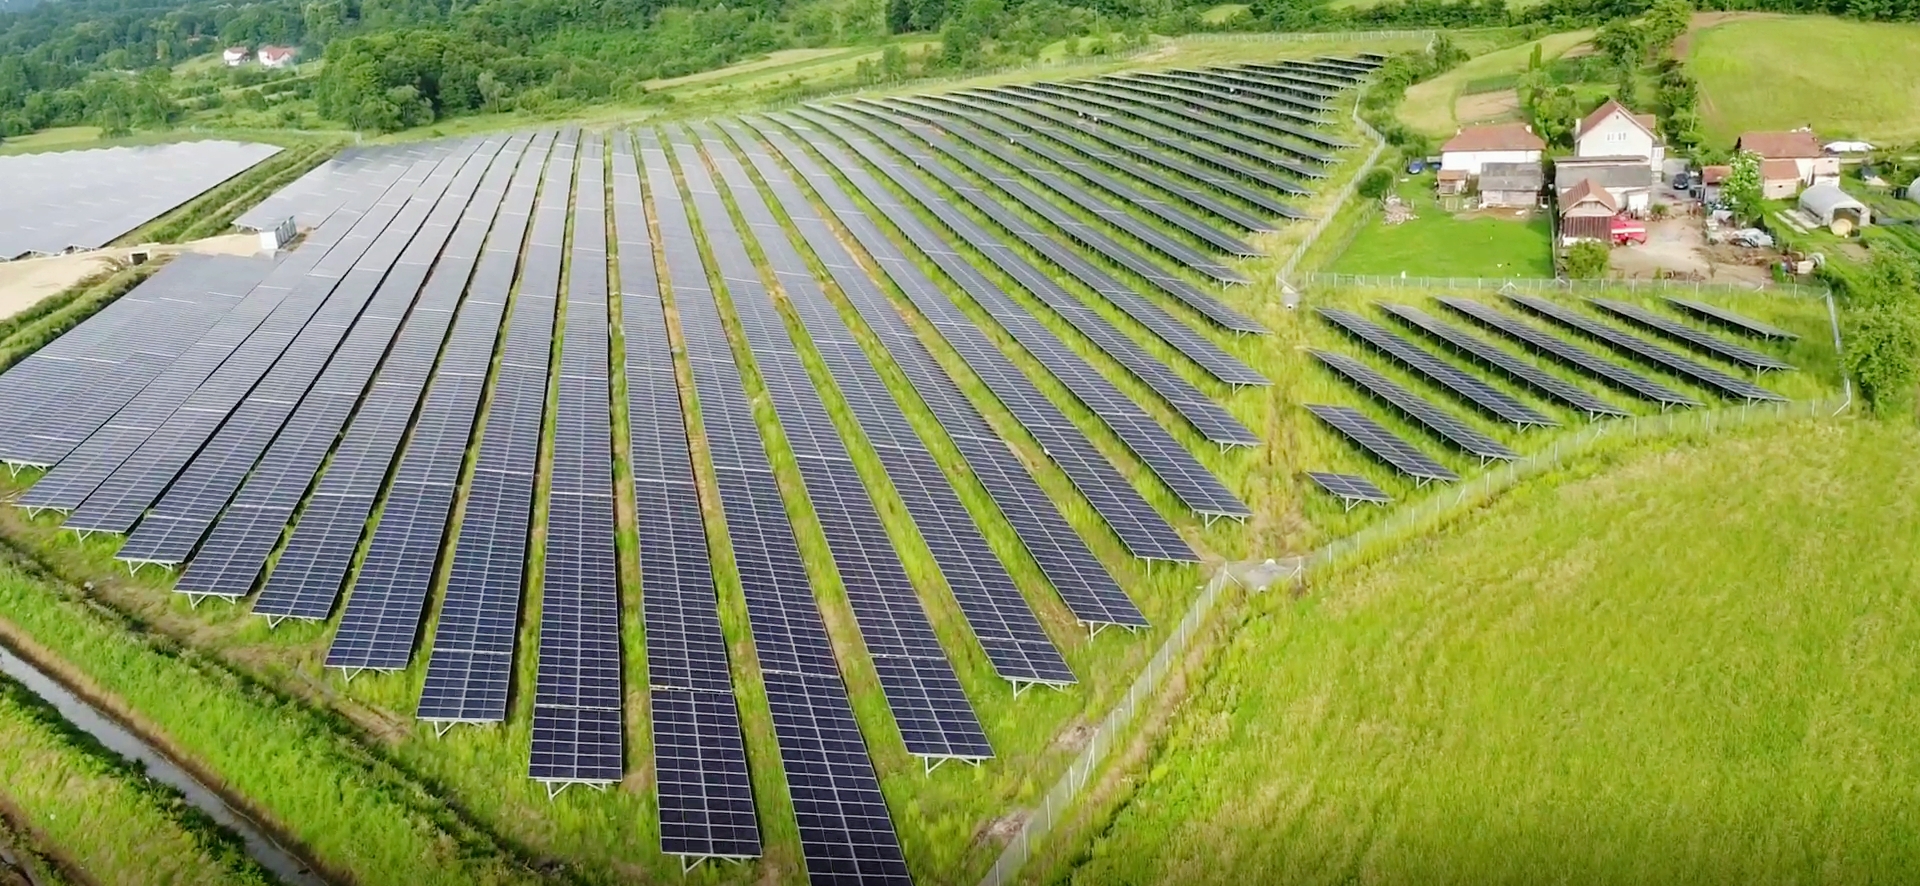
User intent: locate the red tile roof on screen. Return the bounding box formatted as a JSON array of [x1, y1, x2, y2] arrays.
[[1442, 123, 1545, 154], [1560, 177, 1620, 214], [1701, 165, 1730, 185], [1578, 99, 1660, 144], [1760, 158, 1802, 181], [1738, 131, 1822, 159]]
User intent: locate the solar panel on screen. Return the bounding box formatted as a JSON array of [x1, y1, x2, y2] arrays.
[[612, 130, 762, 861], [1317, 307, 1557, 427], [1306, 471, 1392, 508], [1664, 297, 1800, 340], [1305, 404, 1457, 484], [799, 107, 1253, 519], [745, 114, 1152, 626], [1311, 349, 1518, 461], [1129, 70, 1332, 119], [1508, 295, 1787, 402], [1439, 297, 1700, 408], [1152, 68, 1338, 108], [1588, 298, 1795, 371], [1109, 74, 1338, 149], [644, 126, 905, 871], [827, 104, 1268, 404], [1378, 303, 1628, 419], [0, 141, 284, 259], [1039, 79, 1335, 172]]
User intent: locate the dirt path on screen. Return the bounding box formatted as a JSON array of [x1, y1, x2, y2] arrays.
[[0, 234, 260, 321]]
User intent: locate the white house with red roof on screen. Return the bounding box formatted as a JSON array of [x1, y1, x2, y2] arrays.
[[1572, 98, 1664, 178], [257, 45, 298, 69], [1439, 123, 1546, 178], [222, 46, 250, 66]]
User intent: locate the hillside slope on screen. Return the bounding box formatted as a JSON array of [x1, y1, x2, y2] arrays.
[[1690, 16, 1920, 146], [1058, 416, 1920, 885]]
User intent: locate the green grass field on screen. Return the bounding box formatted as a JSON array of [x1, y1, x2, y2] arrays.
[[1401, 30, 1594, 137], [1329, 177, 1554, 277], [1689, 16, 1920, 147], [1052, 416, 1920, 885]]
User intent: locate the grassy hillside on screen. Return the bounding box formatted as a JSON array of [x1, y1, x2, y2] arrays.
[[1401, 30, 1594, 137], [1052, 416, 1920, 885], [1690, 16, 1920, 147]]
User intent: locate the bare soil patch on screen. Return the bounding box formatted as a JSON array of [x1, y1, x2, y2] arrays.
[[1454, 89, 1522, 126], [1609, 216, 1773, 285], [0, 235, 262, 322]]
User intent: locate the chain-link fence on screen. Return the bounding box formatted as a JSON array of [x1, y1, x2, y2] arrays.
[[977, 394, 1845, 886], [1275, 99, 1386, 286], [1303, 272, 1829, 300]]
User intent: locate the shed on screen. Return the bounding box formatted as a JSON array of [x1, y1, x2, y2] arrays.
[[1559, 178, 1619, 243], [1798, 183, 1870, 235], [1478, 161, 1544, 208], [1554, 157, 1652, 213], [1760, 159, 1803, 199], [1436, 168, 1468, 197]]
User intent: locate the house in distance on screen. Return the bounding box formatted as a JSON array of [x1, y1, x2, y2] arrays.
[[1438, 123, 1545, 199]]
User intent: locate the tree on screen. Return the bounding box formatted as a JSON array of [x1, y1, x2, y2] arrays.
[[1565, 240, 1610, 279], [1846, 304, 1920, 414], [1357, 167, 1394, 199], [1722, 150, 1765, 222], [1643, 0, 1693, 57], [1594, 19, 1644, 71]]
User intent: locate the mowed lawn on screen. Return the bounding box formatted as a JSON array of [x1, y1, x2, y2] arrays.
[[1329, 178, 1553, 277], [1063, 417, 1920, 885], [1690, 16, 1920, 146]]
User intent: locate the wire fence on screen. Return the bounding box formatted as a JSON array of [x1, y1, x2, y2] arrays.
[[1302, 272, 1831, 300], [977, 394, 1846, 886], [1275, 97, 1387, 286]]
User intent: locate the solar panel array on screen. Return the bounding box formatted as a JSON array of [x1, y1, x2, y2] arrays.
[[795, 108, 1253, 519], [1311, 349, 1518, 462], [641, 127, 913, 885], [745, 115, 1152, 627], [1378, 303, 1628, 419], [1306, 471, 1392, 508], [1508, 295, 1786, 402], [0, 141, 283, 259], [1439, 297, 1700, 408], [1664, 297, 1799, 340], [1305, 404, 1458, 484], [1316, 307, 1557, 427], [609, 130, 760, 861], [1588, 298, 1795, 372]]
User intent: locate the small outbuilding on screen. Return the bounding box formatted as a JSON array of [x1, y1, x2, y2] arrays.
[[1908, 177, 1920, 203], [1760, 159, 1803, 200], [1798, 183, 1870, 235], [1478, 161, 1544, 208], [1559, 178, 1620, 244]]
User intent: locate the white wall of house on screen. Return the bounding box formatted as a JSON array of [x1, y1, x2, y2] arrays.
[[1575, 113, 1663, 175], [1794, 156, 1842, 183], [1439, 149, 1542, 177]]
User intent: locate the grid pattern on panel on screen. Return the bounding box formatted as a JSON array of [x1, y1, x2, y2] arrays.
[[672, 125, 991, 761], [611, 129, 762, 859], [1316, 307, 1557, 427], [1664, 297, 1799, 341], [974, 87, 1304, 218], [877, 98, 1250, 288], [1304, 404, 1458, 484], [1311, 349, 1517, 461], [0, 141, 283, 258], [54, 142, 490, 534], [1305, 471, 1392, 507], [945, 90, 1278, 232], [1438, 297, 1700, 408], [749, 113, 1157, 624], [794, 107, 1246, 525], [825, 104, 1268, 441], [529, 132, 624, 785], [323, 131, 573, 674], [642, 128, 908, 881], [1588, 298, 1795, 371], [1378, 304, 1628, 419], [712, 119, 1075, 685], [1099, 76, 1339, 158], [1507, 295, 1785, 403], [1151, 69, 1337, 110], [119, 137, 519, 569], [906, 94, 1264, 260]]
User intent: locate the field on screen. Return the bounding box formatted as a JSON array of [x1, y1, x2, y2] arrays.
[[1400, 30, 1594, 137], [0, 35, 1861, 886], [1328, 177, 1554, 277], [1689, 16, 1920, 147], [1047, 416, 1920, 885]]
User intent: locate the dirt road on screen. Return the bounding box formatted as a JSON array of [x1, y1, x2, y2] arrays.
[[0, 234, 261, 321]]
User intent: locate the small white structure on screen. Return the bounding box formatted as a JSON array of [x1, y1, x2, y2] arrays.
[[222, 46, 249, 66], [1825, 140, 1875, 155], [258, 217, 296, 252], [1439, 123, 1545, 178], [1908, 177, 1920, 203], [258, 46, 297, 69], [1574, 98, 1664, 178], [1798, 183, 1870, 236]]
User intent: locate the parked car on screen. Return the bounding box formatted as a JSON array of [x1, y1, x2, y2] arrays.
[[1671, 171, 1691, 191]]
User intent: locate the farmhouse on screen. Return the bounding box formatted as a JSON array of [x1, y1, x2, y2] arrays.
[[258, 45, 298, 68], [1737, 130, 1840, 192], [1440, 123, 1545, 178], [1478, 162, 1544, 208], [1558, 178, 1620, 243], [1799, 183, 1870, 235], [1555, 156, 1653, 214], [223, 46, 250, 66], [1573, 98, 1664, 177]]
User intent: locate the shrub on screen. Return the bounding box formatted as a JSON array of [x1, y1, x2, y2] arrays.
[[1565, 241, 1610, 279], [1357, 168, 1395, 200]]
